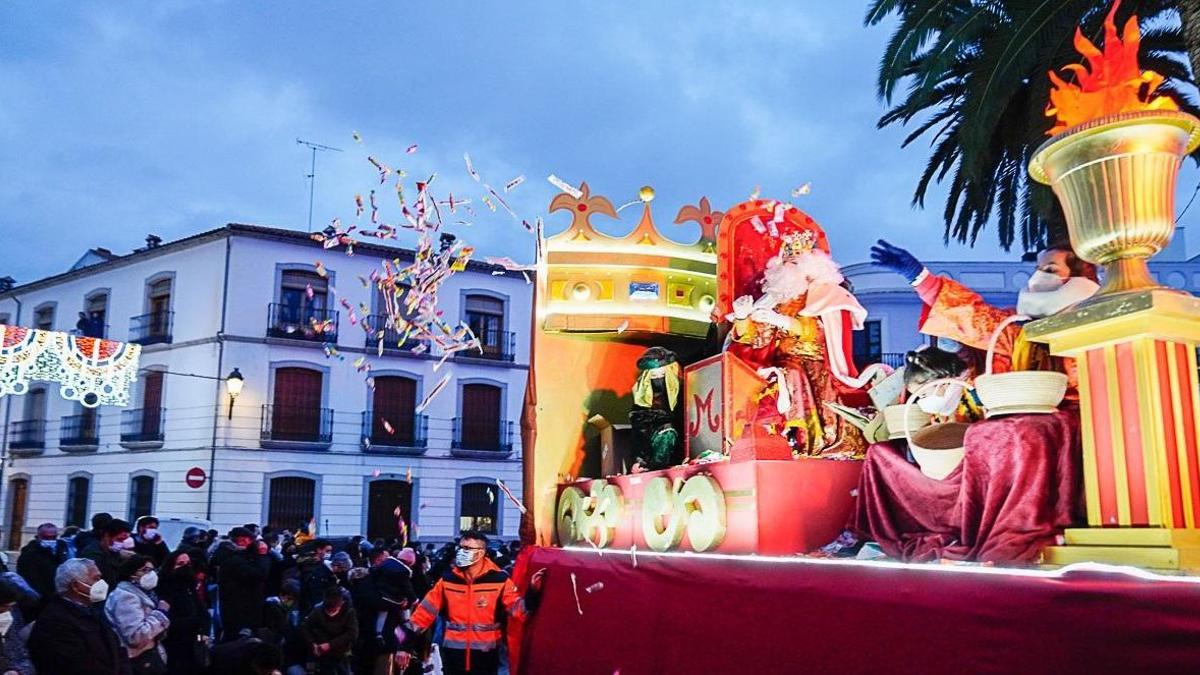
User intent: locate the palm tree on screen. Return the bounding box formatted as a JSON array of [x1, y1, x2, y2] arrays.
[[868, 0, 1199, 252]]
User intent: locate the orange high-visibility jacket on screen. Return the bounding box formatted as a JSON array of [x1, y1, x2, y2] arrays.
[[411, 558, 535, 667]]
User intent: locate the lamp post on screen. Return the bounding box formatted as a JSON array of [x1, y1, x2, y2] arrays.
[[225, 368, 244, 420]]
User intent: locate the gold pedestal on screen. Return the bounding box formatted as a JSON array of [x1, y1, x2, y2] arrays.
[[1026, 290, 1200, 570]]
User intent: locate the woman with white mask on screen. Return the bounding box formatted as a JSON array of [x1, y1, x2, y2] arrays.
[[104, 554, 171, 674], [871, 239, 1099, 397]]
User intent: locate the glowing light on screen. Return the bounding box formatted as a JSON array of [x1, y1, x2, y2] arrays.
[[1045, 0, 1179, 135], [571, 282, 592, 301]]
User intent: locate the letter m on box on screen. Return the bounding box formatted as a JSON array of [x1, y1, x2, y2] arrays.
[[683, 352, 765, 460]]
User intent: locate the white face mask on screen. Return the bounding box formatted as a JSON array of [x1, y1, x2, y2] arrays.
[[1026, 269, 1067, 293], [0, 612, 13, 635], [86, 579, 110, 603], [112, 537, 135, 552], [454, 547, 481, 568], [143, 528, 159, 541], [916, 382, 964, 417], [1017, 277, 1100, 318], [138, 571, 158, 591]]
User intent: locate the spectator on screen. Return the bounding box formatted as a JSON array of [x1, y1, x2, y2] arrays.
[[133, 515, 170, 566], [157, 549, 211, 675], [28, 558, 124, 675], [105, 554, 170, 673], [301, 586, 358, 675], [211, 527, 270, 641], [264, 532, 286, 597], [209, 636, 283, 675], [354, 546, 416, 675], [408, 531, 546, 675], [330, 552, 354, 591], [73, 512, 113, 554], [0, 581, 33, 675], [297, 539, 335, 615], [80, 518, 135, 588], [16, 522, 70, 617], [263, 580, 306, 673], [61, 525, 81, 556]]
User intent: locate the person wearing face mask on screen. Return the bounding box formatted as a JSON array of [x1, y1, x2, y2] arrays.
[[29, 558, 124, 675], [300, 586, 358, 675], [211, 527, 271, 642], [80, 518, 135, 589], [133, 516, 170, 567], [298, 540, 337, 616], [407, 531, 546, 675], [871, 239, 1099, 395], [0, 582, 33, 675], [156, 550, 211, 675], [16, 522, 69, 619], [104, 554, 170, 674]]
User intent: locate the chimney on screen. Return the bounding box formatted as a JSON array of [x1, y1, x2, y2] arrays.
[[0, 277, 14, 292], [146, 234, 162, 249]]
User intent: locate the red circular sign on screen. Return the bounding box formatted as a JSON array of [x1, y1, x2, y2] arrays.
[[185, 467, 207, 489]]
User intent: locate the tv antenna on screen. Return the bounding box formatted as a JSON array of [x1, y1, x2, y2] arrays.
[[296, 138, 343, 232]]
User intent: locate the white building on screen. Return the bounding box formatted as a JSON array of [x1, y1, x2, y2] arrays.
[[841, 228, 1200, 365], [0, 224, 531, 551]]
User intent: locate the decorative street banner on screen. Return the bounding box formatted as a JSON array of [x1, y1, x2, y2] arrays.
[[0, 325, 141, 408]]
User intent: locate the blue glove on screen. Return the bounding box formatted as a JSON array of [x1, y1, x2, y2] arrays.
[[870, 239, 924, 282]]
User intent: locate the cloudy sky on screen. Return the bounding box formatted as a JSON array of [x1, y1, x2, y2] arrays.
[[3, 1, 1198, 284]]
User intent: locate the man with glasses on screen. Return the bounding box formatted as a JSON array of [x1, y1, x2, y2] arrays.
[[405, 531, 545, 675]]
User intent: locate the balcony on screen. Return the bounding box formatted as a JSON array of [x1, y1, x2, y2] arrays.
[[363, 314, 427, 354], [120, 407, 165, 446], [451, 418, 514, 458], [266, 303, 338, 343], [260, 404, 333, 448], [70, 324, 109, 339], [60, 413, 100, 451], [9, 419, 45, 454], [361, 411, 428, 454], [129, 311, 173, 345], [457, 328, 516, 362]]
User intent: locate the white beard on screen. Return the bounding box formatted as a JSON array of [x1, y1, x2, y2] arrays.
[[1016, 277, 1100, 318], [760, 251, 845, 302]]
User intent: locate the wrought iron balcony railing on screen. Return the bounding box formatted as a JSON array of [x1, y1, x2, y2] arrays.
[[266, 303, 338, 343], [129, 311, 174, 345], [9, 419, 45, 452], [361, 411, 428, 450], [363, 314, 427, 353], [452, 418, 514, 454], [260, 404, 333, 444], [60, 413, 100, 449], [120, 407, 165, 443], [457, 327, 516, 362]]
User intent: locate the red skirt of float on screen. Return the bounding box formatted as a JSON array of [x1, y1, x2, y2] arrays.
[[517, 547, 1200, 675]]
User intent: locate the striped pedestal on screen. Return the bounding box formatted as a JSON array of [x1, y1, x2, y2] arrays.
[[1026, 290, 1200, 569]]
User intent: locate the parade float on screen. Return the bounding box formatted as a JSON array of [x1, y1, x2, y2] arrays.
[[512, 7, 1200, 673]]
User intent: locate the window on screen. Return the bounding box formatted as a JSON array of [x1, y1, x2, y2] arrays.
[[366, 479, 414, 541], [128, 475, 155, 522], [270, 270, 334, 341], [267, 367, 325, 442], [81, 292, 108, 338], [22, 387, 46, 422], [370, 376, 418, 445], [33, 305, 54, 331], [141, 371, 164, 438], [464, 294, 508, 359], [62, 403, 100, 446], [12, 387, 47, 450], [459, 482, 498, 534], [7, 477, 28, 550], [66, 475, 90, 528], [852, 320, 883, 368], [458, 383, 502, 450], [133, 277, 173, 344], [266, 476, 316, 531]]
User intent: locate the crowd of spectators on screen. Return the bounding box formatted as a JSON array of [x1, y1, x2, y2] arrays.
[[0, 511, 535, 675]]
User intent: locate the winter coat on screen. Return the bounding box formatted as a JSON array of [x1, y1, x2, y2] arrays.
[[16, 539, 69, 612], [133, 535, 170, 567], [0, 606, 34, 675], [157, 572, 210, 674], [104, 580, 170, 660], [28, 594, 126, 675], [297, 556, 336, 615], [211, 544, 270, 638], [300, 602, 359, 658], [79, 541, 124, 588]]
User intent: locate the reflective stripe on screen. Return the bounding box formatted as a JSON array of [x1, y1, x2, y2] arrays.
[[473, 622, 500, 632], [443, 638, 500, 651], [418, 598, 437, 615]]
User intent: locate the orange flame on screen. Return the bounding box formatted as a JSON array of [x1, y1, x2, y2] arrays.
[[1044, 0, 1178, 136]]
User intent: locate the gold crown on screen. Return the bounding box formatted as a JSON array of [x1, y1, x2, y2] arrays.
[[779, 230, 817, 258]]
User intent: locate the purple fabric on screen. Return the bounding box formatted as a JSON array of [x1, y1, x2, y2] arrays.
[[851, 410, 1083, 563]]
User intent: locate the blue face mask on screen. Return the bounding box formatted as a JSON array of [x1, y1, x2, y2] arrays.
[[39, 539, 57, 549]]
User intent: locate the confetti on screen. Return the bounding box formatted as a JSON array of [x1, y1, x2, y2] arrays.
[[547, 174, 583, 199], [585, 582, 604, 594], [630, 545, 638, 568], [487, 488, 495, 504], [495, 478, 528, 514], [570, 573, 583, 615], [792, 182, 812, 197], [406, 144, 418, 154], [305, 284, 314, 299], [464, 153, 481, 182], [372, 469, 381, 477], [405, 467, 412, 483], [484, 256, 536, 272], [314, 261, 327, 278], [416, 374, 451, 413], [352, 130, 362, 143], [382, 418, 395, 435], [616, 320, 629, 334], [750, 185, 761, 200], [368, 156, 391, 184], [504, 175, 525, 192]]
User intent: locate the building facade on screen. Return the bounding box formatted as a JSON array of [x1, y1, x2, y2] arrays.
[[841, 228, 1200, 366], [0, 224, 531, 550]]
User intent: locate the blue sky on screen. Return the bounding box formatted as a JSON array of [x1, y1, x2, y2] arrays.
[[2, 1, 1197, 284]]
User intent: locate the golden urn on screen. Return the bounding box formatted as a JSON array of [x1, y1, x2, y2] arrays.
[[1030, 111, 1200, 299]]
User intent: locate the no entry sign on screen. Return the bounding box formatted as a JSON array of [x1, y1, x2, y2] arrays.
[[185, 467, 207, 489]]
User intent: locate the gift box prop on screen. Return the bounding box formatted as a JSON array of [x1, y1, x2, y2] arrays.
[[1025, 4, 1200, 570]]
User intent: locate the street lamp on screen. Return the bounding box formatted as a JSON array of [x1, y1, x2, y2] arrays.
[[225, 368, 244, 419]]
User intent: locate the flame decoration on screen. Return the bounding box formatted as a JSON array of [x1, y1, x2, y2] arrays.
[[1045, 0, 1179, 136]]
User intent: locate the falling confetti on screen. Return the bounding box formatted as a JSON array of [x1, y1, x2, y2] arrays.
[[630, 545, 638, 568], [585, 582, 604, 594], [464, 153, 481, 182], [405, 467, 412, 483], [750, 185, 761, 199], [570, 573, 583, 616], [504, 175, 525, 192], [415, 374, 451, 414], [406, 144, 418, 154], [314, 261, 328, 277], [487, 488, 495, 504], [382, 418, 395, 435], [495, 478, 528, 514], [372, 469, 381, 477], [547, 174, 583, 199], [791, 182, 812, 197], [352, 130, 362, 143], [616, 320, 629, 334]]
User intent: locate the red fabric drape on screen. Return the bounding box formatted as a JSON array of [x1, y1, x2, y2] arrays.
[[521, 546, 1200, 674], [851, 410, 1083, 563]]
